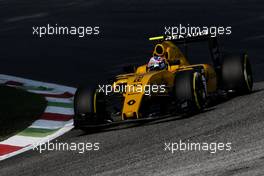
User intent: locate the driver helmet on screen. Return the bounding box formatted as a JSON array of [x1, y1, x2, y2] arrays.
[[147, 56, 166, 71]]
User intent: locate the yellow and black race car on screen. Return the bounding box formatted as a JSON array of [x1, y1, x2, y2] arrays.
[[73, 35, 253, 129]]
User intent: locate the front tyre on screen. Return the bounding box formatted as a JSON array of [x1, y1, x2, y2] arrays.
[[73, 86, 107, 128], [174, 70, 206, 113]]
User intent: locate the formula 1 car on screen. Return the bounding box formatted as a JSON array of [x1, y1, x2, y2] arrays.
[[73, 35, 253, 129]]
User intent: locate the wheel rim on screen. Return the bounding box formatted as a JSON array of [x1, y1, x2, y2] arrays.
[[243, 54, 252, 91], [93, 91, 97, 113], [193, 72, 204, 110]]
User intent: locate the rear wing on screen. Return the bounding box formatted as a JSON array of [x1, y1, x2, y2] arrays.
[[149, 34, 211, 43], [149, 34, 222, 70]]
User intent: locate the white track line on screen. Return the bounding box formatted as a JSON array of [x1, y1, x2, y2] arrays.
[[45, 106, 74, 115], [46, 97, 73, 103], [0, 136, 43, 147], [0, 126, 74, 161], [30, 119, 73, 130]]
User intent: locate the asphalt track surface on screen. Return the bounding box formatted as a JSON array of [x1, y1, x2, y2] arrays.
[[1, 0, 264, 175]]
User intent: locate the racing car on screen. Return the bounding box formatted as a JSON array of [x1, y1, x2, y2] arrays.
[[73, 35, 253, 129]]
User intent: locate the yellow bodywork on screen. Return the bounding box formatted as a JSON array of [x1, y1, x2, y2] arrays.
[[114, 41, 217, 119]]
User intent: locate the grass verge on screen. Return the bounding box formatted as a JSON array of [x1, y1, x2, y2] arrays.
[[0, 85, 47, 141]]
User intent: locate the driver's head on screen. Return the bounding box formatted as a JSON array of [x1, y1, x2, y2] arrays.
[[147, 56, 166, 71]]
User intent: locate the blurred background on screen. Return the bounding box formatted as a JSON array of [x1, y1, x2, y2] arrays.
[[0, 0, 263, 86]]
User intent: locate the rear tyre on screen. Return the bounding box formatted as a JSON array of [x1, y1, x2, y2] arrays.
[[73, 86, 107, 128], [174, 70, 206, 113], [221, 54, 253, 94]]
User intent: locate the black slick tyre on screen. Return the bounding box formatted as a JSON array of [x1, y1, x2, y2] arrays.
[[221, 54, 253, 94], [174, 70, 206, 113]]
